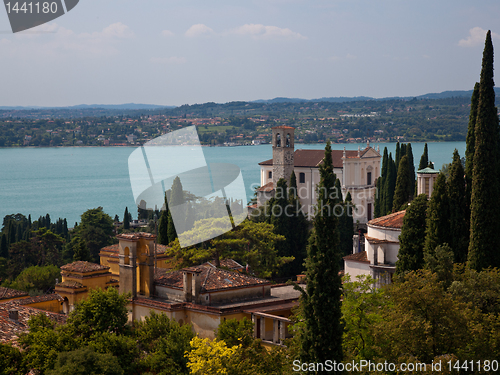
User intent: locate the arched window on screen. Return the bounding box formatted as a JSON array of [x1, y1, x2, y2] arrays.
[[276, 133, 281, 147], [124, 246, 130, 265], [286, 133, 291, 147]]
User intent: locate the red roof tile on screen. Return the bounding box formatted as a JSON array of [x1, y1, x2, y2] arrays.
[[0, 301, 66, 344], [15, 294, 64, 305], [256, 181, 274, 192], [364, 235, 399, 245], [55, 280, 84, 289], [60, 261, 109, 273], [0, 287, 28, 301], [155, 265, 269, 292], [368, 210, 406, 229], [259, 149, 359, 168], [272, 125, 295, 129], [343, 251, 369, 263], [101, 243, 167, 254], [116, 232, 157, 241]]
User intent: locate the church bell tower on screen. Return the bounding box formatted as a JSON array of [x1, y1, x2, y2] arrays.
[[272, 126, 295, 187]]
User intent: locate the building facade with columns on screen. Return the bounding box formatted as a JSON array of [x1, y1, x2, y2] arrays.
[[257, 126, 381, 223]]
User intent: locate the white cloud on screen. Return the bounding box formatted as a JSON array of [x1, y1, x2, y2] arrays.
[[458, 27, 500, 47], [230, 24, 307, 40], [161, 30, 175, 38], [185, 24, 214, 38], [346, 53, 357, 59], [150, 56, 186, 64]]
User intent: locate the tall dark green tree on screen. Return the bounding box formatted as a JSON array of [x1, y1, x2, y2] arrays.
[[468, 30, 500, 271], [157, 194, 170, 245], [392, 155, 412, 211], [395, 142, 401, 172], [395, 194, 428, 277], [0, 233, 7, 258], [465, 82, 480, 207], [338, 190, 354, 259], [123, 207, 130, 230], [374, 147, 389, 218], [268, 178, 290, 277], [423, 173, 450, 256], [167, 177, 184, 243], [383, 153, 396, 215], [406, 143, 415, 200], [296, 141, 343, 367], [447, 149, 469, 263], [418, 143, 429, 171]]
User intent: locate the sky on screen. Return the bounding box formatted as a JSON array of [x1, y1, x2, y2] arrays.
[[0, 0, 499, 107]]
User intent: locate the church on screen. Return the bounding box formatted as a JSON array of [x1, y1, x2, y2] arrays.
[[256, 126, 381, 223]]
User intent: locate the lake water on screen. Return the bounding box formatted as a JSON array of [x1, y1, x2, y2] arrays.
[[0, 141, 465, 226]]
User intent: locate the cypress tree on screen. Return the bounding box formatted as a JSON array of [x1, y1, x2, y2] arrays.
[[418, 143, 429, 171], [339, 190, 354, 258], [395, 142, 401, 172], [468, 30, 500, 270], [284, 171, 309, 277], [157, 194, 169, 245], [374, 147, 389, 218], [297, 141, 343, 365], [123, 207, 130, 229], [0, 233, 7, 258], [423, 173, 450, 256], [383, 153, 396, 216], [465, 82, 480, 207], [167, 177, 184, 243], [395, 194, 428, 276], [270, 178, 291, 277], [407, 143, 415, 200], [447, 149, 469, 263], [393, 155, 411, 211]]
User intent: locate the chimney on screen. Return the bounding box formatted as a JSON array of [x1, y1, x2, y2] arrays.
[[9, 309, 19, 322]]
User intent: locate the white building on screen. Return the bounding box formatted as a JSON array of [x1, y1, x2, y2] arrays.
[[256, 126, 381, 223], [344, 210, 405, 286]]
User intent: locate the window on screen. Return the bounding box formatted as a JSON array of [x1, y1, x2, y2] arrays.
[[275, 133, 281, 147], [367, 172, 372, 185], [268, 171, 272, 179], [299, 172, 305, 183], [286, 133, 291, 147]]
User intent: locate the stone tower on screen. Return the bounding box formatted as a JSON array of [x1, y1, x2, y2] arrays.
[[272, 126, 295, 187]]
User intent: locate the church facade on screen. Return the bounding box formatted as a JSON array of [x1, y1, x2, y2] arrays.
[[256, 126, 381, 224]]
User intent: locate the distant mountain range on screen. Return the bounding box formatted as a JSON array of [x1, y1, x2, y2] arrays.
[[252, 88, 500, 104], [1, 88, 499, 110]]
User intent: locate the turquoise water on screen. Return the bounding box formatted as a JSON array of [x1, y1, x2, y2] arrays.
[[0, 142, 465, 226]]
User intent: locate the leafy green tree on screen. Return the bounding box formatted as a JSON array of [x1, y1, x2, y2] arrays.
[[216, 318, 254, 348], [65, 287, 129, 340], [423, 173, 450, 256], [9, 265, 61, 294], [0, 342, 27, 375], [86, 333, 140, 374], [46, 347, 124, 375], [392, 154, 412, 211], [447, 149, 469, 263], [72, 236, 90, 262], [468, 30, 500, 271], [395, 194, 428, 276], [341, 275, 385, 361], [424, 243, 454, 288], [418, 143, 429, 170], [296, 141, 343, 366], [30, 228, 65, 266], [7, 240, 35, 279], [465, 82, 480, 207]]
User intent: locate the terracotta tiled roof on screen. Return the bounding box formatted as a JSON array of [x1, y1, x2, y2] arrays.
[[364, 235, 399, 245], [116, 232, 157, 241], [368, 210, 406, 229], [0, 287, 28, 301], [259, 149, 359, 168], [60, 261, 109, 273], [0, 301, 66, 344], [204, 259, 244, 271], [15, 294, 64, 305], [343, 251, 369, 263], [56, 280, 84, 289], [155, 265, 269, 292], [272, 125, 295, 129], [256, 181, 274, 192]]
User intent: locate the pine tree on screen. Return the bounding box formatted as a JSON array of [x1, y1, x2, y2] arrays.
[[418, 143, 429, 170], [297, 141, 343, 365], [447, 149, 469, 263], [123, 207, 130, 229], [424, 173, 450, 256], [395, 194, 428, 276], [465, 83, 480, 207], [393, 155, 411, 211], [468, 30, 500, 270]]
